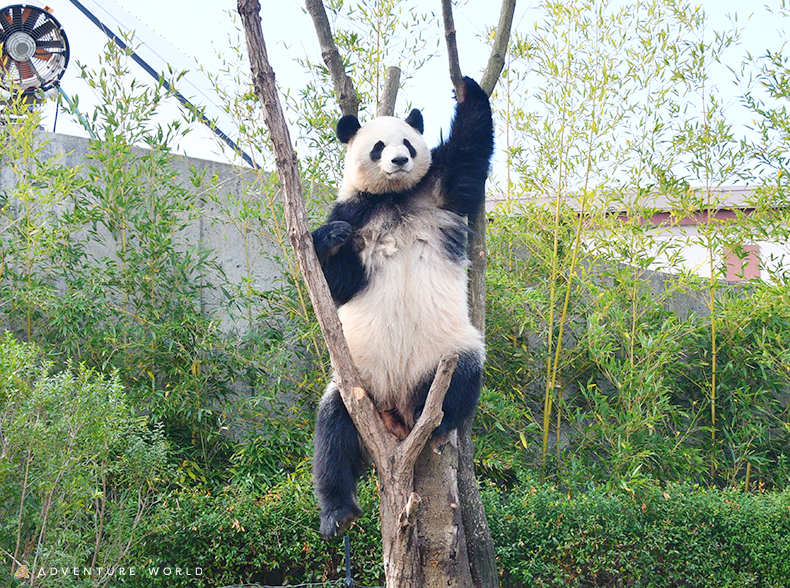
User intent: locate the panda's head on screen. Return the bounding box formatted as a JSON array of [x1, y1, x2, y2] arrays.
[[336, 109, 431, 198]]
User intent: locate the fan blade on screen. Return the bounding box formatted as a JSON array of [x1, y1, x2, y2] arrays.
[[17, 58, 34, 82], [21, 7, 34, 30], [35, 40, 65, 50], [20, 57, 45, 87], [35, 39, 65, 60], [30, 20, 56, 41], [5, 6, 22, 31], [2, 6, 32, 32]]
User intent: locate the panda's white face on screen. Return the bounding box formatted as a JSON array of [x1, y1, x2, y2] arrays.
[[338, 113, 430, 198]]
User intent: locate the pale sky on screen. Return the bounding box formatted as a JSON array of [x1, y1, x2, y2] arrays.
[[17, 0, 790, 168]]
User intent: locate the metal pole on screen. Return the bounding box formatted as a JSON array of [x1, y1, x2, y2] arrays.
[[343, 534, 354, 587]]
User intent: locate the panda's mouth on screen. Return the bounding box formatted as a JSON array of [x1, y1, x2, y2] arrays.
[[384, 170, 410, 182]]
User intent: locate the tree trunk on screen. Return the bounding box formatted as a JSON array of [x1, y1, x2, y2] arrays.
[[378, 66, 401, 117], [458, 416, 498, 586], [379, 474, 422, 585], [468, 205, 487, 338], [304, 0, 359, 117], [415, 431, 473, 588]]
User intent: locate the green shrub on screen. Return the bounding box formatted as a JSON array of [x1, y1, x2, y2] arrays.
[[0, 333, 169, 587], [128, 471, 384, 587], [484, 478, 790, 588], [121, 470, 790, 588]]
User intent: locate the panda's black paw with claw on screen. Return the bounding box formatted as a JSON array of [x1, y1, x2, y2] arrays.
[[319, 502, 363, 538], [313, 221, 354, 261]]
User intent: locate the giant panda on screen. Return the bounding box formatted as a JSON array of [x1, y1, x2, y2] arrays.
[[312, 76, 494, 537]]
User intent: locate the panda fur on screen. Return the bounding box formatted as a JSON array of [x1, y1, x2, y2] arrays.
[[312, 76, 494, 537]]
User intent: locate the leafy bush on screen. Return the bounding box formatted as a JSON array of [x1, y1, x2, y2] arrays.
[[483, 205, 790, 491], [0, 333, 169, 587], [120, 469, 790, 588], [0, 40, 324, 489], [485, 478, 790, 588], [127, 472, 383, 587]]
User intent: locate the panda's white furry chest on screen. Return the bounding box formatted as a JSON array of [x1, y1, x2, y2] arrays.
[[336, 203, 482, 416]]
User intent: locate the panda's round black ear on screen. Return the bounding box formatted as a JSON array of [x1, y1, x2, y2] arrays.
[[404, 109, 424, 134], [336, 115, 361, 144]]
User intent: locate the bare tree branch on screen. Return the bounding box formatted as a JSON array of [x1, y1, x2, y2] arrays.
[[377, 66, 402, 117], [398, 354, 458, 469], [480, 0, 517, 97], [441, 0, 465, 99], [304, 0, 360, 117]]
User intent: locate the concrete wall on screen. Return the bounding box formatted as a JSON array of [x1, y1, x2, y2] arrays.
[[1, 130, 287, 333]]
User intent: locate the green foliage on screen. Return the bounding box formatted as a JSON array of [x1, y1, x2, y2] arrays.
[[485, 477, 790, 588], [0, 91, 88, 344], [482, 0, 790, 492], [121, 469, 790, 588], [127, 471, 383, 588], [484, 199, 790, 490], [0, 333, 169, 587]]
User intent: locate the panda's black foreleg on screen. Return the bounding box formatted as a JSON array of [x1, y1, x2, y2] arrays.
[[313, 383, 366, 537], [430, 77, 494, 218], [312, 221, 368, 306], [312, 220, 353, 262], [413, 349, 483, 438]]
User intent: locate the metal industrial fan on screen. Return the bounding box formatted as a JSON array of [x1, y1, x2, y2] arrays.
[[0, 3, 69, 97]]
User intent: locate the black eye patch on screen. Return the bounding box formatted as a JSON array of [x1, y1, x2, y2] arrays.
[[370, 141, 385, 161], [403, 139, 417, 158]]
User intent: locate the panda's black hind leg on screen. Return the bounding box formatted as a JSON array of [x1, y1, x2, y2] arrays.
[[413, 349, 483, 438], [313, 383, 366, 537]]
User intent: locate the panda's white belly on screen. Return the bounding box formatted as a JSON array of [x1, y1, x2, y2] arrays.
[[336, 206, 483, 417]]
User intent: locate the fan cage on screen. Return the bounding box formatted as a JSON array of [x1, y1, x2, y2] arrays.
[[0, 4, 70, 95]]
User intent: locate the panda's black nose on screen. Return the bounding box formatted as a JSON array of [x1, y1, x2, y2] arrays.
[[392, 156, 409, 167]]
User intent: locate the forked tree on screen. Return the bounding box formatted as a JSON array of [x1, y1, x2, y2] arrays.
[[237, 1, 515, 585]]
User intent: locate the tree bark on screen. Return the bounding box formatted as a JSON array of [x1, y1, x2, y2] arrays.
[[458, 416, 498, 585], [416, 430, 473, 588], [236, 7, 471, 587], [378, 66, 401, 117], [304, 0, 360, 117], [441, 0, 464, 93], [379, 354, 461, 587], [480, 0, 518, 97]]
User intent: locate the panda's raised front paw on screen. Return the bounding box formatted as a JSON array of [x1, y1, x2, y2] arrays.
[[455, 76, 487, 104], [313, 221, 353, 261], [319, 502, 362, 538]]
